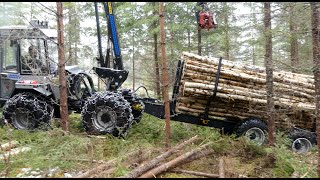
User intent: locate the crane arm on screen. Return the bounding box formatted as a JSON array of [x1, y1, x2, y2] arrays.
[[93, 2, 128, 91]]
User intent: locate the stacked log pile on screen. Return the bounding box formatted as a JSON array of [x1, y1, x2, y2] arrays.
[[175, 52, 316, 130]]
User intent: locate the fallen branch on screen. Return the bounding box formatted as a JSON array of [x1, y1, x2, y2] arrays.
[[120, 135, 199, 178], [73, 158, 116, 178], [138, 142, 213, 178], [219, 157, 225, 178], [43, 157, 106, 164], [94, 148, 153, 178], [74, 149, 144, 178], [170, 169, 219, 178]]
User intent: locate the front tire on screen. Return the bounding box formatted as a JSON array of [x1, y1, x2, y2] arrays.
[[235, 118, 268, 146], [81, 91, 133, 137], [2, 92, 53, 130]]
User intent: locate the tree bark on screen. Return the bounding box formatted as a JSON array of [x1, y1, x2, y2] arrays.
[[197, 26, 202, 56], [223, 2, 230, 60], [289, 2, 299, 73], [153, 2, 161, 99], [310, 2, 320, 177], [132, 30, 135, 90], [138, 142, 213, 178], [120, 135, 198, 178], [56, 2, 69, 132], [159, 2, 171, 148], [264, 2, 275, 146], [187, 29, 191, 52]]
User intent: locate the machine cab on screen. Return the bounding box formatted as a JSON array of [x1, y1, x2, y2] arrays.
[[0, 21, 58, 103]]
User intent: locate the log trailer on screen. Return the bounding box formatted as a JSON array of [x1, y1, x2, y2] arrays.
[[140, 57, 317, 154]]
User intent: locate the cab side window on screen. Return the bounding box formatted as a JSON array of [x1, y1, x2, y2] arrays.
[[2, 40, 18, 73]]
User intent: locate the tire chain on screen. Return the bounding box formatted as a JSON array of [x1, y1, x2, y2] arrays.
[[2, 92, 53, 130], [81, 91, 134, 137]]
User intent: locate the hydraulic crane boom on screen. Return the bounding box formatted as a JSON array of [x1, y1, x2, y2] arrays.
[[93, 2, 128, 91]]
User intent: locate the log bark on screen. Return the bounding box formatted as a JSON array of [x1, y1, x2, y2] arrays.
[[120, 135, 199, 178], [170, 169, 219, 178], [138, 142, 213, 178], [177, 52, 317, 130]]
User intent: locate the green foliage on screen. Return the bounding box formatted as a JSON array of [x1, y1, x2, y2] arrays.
[[0, 112, 318, 178], [271, 145, 295, 177], [0, 127, 102, 175]]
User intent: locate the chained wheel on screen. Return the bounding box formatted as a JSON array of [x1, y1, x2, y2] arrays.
[[288, 129, 316, 154], [119, 89, 145, 123], [81, 91, 133, 137], [2, 92, 53, 130], [235, 118, 268, 146]]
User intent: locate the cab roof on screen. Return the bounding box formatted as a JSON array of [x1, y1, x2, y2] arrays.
[[0, 25, 57, 40]]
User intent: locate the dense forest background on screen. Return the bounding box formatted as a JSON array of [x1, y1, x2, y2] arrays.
[[0, 2, 313, 98]]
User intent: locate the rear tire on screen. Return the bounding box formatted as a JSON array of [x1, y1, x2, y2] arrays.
[[81, 91, 133, 137], [288, 129, 316, 154], [2, 92, 53, 130], [235, 118, 268, 145]]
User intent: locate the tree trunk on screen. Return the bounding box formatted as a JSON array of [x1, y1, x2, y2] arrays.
[[223, 2, 230, 60], [310, 2, 320, 177], [132, 30, 135, 90], [67, 10, 73, 66], [197, 26, 201, 56], [264, 2, 275, 146], [251, 2, 256, 66], [289, 2, 299, 73], [159, 2, 171, 148], [187, 29, 191, 52], [153, 2, 161, 99], [56, 2, 69, 132]]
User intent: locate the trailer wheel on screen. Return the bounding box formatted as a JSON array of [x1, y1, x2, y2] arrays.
[[2, 92, 53, 130], [236, 118, 268, 145], [288, 129, 316, 154], [119, 89, 145, 123], [81, 91, 133, 137]]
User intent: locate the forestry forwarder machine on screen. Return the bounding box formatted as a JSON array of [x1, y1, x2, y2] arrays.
[[0, 2, 315, 153], [0, 2, 145, 138]]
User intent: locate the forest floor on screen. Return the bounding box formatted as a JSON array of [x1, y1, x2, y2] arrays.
[[0, 112, 318, 178]]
